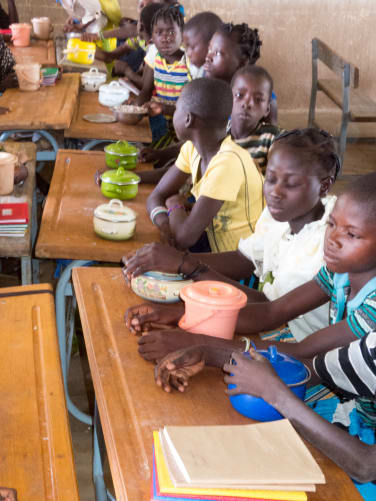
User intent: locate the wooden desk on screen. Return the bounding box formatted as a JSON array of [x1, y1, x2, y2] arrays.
[[0, 141, 37, 284], [36, 149, 159, 262], [73, 266, 361, 501], [0, 283, 79, 500], [0, 73, 80, 131], [64, 91, 152, 144], [9, 39, 56, 66]]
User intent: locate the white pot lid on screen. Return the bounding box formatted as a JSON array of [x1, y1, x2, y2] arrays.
[[99, 81, 129, 96], [94, 199, 137, 222], [82, 67, 106, 79]]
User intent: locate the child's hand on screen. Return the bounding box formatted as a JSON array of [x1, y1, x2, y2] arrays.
[[154, 346, 206, 393], [114, 60, 130, 77], [145, 100, 163, 117], [14, 164, 28, 185], [94, 167, 107, 186], [138, 146, 161, 164], [121, 242, 184, 281], [137, 328, 200, 362], [64, 17, 83, 33], [124, 302, 184, 334], [0, 72, 18, 92], [126, 94, 137, 105], [0, 487, 18, 501], [166, 194, 189, 210], [223, 349, 282, 401], [81, 32, 99, 42]]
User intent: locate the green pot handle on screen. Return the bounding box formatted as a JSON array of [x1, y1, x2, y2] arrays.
[[116, 166, 126, 176]]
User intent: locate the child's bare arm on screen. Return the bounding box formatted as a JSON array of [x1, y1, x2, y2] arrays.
[[95, 43, 132, 63], [102, 24, 137, 40], [137, 165, 170, 184], [135, 65, 155, 106], [7, 0, 18, 24], [123, 243, 255, 282], [0, 486, 17, 501], [225, 349, 376, 484], [167, 193, 224, 249], [113, 61, 142, 87], [146, 165, 190, 244]]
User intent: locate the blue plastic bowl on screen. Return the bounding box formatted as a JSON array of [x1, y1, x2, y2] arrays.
[[228, 346, 310, 422]]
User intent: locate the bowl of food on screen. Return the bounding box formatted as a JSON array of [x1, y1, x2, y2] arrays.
[[93, 199, 137, 241], [228, 346, 310, 421], [104, 140, 139, 170], [112, 104, 148, 125], [131, 271, 193, 303], [100, 167, 140, 200]]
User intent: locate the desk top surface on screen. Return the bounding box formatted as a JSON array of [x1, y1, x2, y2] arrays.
[[72, 266, 361, 501], [0, 283, 79, 500], [8, 39, 56, 65], [0, 73, 80, 130], [0, 141, 36, 257], [36, 149, 160, 261], [64, 90, 152, 143]]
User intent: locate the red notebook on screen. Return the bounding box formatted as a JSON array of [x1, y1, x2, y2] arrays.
[[0, 203, 29, 224]]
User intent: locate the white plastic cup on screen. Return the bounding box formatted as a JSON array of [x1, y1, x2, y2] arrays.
[[14, 63, 41, 91]]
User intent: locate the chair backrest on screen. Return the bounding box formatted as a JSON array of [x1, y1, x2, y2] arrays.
[[312, 38, 359, 88]]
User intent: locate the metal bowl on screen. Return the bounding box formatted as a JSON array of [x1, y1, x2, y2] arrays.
[[111, 105, 148, 125]]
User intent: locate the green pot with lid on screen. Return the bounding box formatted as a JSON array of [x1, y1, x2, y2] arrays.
[[104, 140, 138, 169], [100, 167, 141, 200]]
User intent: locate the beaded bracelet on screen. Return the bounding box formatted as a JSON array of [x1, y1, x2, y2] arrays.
[[150, 206, 168, 225], [167, 204, 185, 216]]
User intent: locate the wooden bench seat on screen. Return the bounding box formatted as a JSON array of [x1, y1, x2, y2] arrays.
[[308, 38, 376, 165], [0, 284, 79, 500], [318, 78, 376, 121]]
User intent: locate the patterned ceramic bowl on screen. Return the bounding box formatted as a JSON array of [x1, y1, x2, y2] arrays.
[[131, 271, 193, 303]]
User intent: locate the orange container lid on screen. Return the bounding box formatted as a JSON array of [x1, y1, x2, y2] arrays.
[[180, 281, 247, 309]]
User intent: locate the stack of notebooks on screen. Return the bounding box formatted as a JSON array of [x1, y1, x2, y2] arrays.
[[152, 420, 325, 501], [0, 203, 29, 237]]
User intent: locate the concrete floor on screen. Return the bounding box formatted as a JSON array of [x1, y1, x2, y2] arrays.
[[1, 136, 376, 500]]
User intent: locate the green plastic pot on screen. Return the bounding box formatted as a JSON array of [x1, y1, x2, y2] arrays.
[[100, 167, 141, 200], [104, 140, 138, 170]]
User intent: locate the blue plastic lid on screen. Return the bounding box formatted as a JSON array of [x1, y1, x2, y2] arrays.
[[248, 346, 308, 386], [144, 271, 185, 282]]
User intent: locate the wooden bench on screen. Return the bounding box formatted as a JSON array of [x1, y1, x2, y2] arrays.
[[0, 284, 80, 500], [308, 38, 376, 165]]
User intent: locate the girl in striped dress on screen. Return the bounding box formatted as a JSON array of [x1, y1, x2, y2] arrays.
[[136, 5, 189, 147]]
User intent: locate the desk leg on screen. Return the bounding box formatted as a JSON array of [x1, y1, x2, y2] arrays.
[[21, 256, 32, 284], [56, 259, 94, 426], [0, 130, 59, 162], [93, 403, 116, 501], [82, 139, 114, 151]]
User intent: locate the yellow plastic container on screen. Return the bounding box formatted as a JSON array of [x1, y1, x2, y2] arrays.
[[66, 38, 96, 65]]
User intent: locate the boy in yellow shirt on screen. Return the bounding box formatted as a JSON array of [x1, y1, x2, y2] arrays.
[[147, 77, 264, 252]]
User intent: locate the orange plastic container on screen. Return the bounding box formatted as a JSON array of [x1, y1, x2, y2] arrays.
[[179, 281, 247, 339], [10, 23, 31, 47]]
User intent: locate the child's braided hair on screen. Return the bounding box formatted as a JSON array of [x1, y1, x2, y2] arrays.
[[151, 4, 184, 32], [218, 23, 262, 65], [140, 3, 164, 38], [273, 128, 341, 179]]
